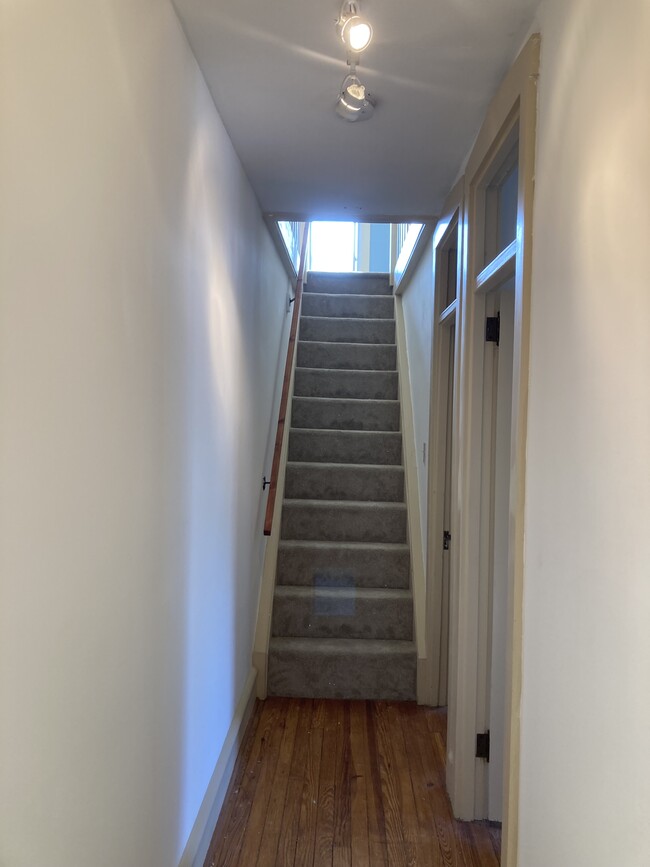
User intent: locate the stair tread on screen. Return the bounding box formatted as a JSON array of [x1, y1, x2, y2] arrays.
[[303, 292, 394, 300], [301, 315, 393, 323], [293, 395, 399, 404], [275, 586, 411, 600], [280, 539, 409, 552], [276, 540, 411, 588], [269, 636, 415, 654], [290, 427, 400, 435], [283, 498, 406, 509], [287, 460, 403, 471], [296, 366, 397, 374], [302, 294, 395, 321], [279, 539, 409, 550], [298, 340, 397, 349]]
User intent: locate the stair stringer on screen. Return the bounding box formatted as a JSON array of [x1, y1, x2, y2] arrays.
[[252, 339, 299, 700], [394, 293, 432, 705]]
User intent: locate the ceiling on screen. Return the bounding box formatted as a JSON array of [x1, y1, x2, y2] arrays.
[[173, 0, 539, 220]]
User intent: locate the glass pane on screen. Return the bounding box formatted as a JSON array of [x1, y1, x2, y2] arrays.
[[445, 245, 458, 308], [496, 162, 518, 253], [482, 134, 519, 268]]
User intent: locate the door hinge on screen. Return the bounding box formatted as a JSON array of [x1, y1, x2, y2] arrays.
[[443, 530, 451, 550], [476, 730, 490, 761], [485, 313, 500, 346]]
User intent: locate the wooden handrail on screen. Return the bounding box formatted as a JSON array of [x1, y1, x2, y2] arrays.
[[263, 224, 310, 536]]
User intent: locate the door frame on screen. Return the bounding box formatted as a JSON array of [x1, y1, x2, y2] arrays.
[[425, 179, 464, 708], [445, 34, 540, 867]]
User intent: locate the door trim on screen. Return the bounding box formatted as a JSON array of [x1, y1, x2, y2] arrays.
[[425, 179, 464, 708], [446, 35, 540, 867]]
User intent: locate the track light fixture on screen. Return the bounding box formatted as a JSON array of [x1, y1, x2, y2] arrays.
[[334, 1, 376, 122], [337, 1, 373, 53], [335, 67, 376, 122]]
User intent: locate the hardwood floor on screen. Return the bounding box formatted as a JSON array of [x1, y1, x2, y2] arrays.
[[205, 698, 501, 867]]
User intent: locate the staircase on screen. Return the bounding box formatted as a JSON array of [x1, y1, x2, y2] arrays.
[[267, 271, 417, 701]]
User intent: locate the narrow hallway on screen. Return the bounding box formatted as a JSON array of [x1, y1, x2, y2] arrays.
[[205, 698, 500, 867]]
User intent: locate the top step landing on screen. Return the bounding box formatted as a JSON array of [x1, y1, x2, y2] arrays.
[[305, 272, 392, 296]]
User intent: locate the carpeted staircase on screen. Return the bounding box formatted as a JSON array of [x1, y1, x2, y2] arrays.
[[267, 271, 417, 701]]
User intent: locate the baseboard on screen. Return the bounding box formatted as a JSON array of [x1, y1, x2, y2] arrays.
[[178, 668, 258, 867]]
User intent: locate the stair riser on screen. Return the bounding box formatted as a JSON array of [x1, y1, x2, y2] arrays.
[[289, 430, 402, 465], [285, 464, 404, 502], [294, 369, 398, 400], [300, 316, 395, 345], [305, 273, 392, 295], [277, 544, 410, 589], [302, 294, 394, 320], [268, 643, 416, 701], [281, 503, 407, 543], [297, 341, 396, 371], [291, 397, 400, 432], [272, 590, 413, 640]]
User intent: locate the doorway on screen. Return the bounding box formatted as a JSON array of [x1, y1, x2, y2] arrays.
[[476, 280, 515, 822], [442, 39, 540, 867], [427, 207, 460, 710]]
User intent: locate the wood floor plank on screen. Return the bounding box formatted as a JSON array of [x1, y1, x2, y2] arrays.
[[313, 701, 338, 867], [294, 699, 325, 867], [391, 702, 442, 867], [204, 701, 262, 867], [372, 701, 412, 867], [457, 822, 500, 867], [205, 699, 501, 867], [409, 710, 462, 867], [487, 824, 501, 862], [332, 702, 352, 867], [211, 699, 283, 867], [255, 699, 301, 867], [274, 699, 313, 867], [348, 702, 371, 867], [364, 701, 390, 867], [423, 707, 448, 741], [235, 698, 289, 867]]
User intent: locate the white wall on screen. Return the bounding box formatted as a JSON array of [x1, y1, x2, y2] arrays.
[[519, 1, 650, 864], [400, 244, 435, 566], [0, 3, 291, 866]]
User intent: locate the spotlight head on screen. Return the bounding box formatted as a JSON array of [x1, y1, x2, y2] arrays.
[[337, 1, 373, 53], [335, 73, 376, 122]]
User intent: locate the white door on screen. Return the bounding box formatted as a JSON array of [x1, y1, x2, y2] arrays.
[[485, 284, 515, 821]]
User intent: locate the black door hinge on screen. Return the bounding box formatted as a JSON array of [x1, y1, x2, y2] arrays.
[[443, 530, 451, 550], [485, 313, 500, 346], [476, 730, 490, 761]]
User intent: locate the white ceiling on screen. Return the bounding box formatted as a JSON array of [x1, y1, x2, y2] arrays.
[[173, 0, 538, 220]]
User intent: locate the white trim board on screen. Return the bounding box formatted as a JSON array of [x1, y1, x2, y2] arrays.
[[394, 295, 430, 705], [178, 668, 258, 867]]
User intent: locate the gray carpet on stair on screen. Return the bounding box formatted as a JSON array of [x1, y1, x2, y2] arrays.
[[276, 541, 410, 589], [267, 271, 416, 702], [284, 462, 404, 502], [294, 368, 398, 400], [297, 340, 397, 371], [290, 396, 400, 432], [299, 315, 395, 344]]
